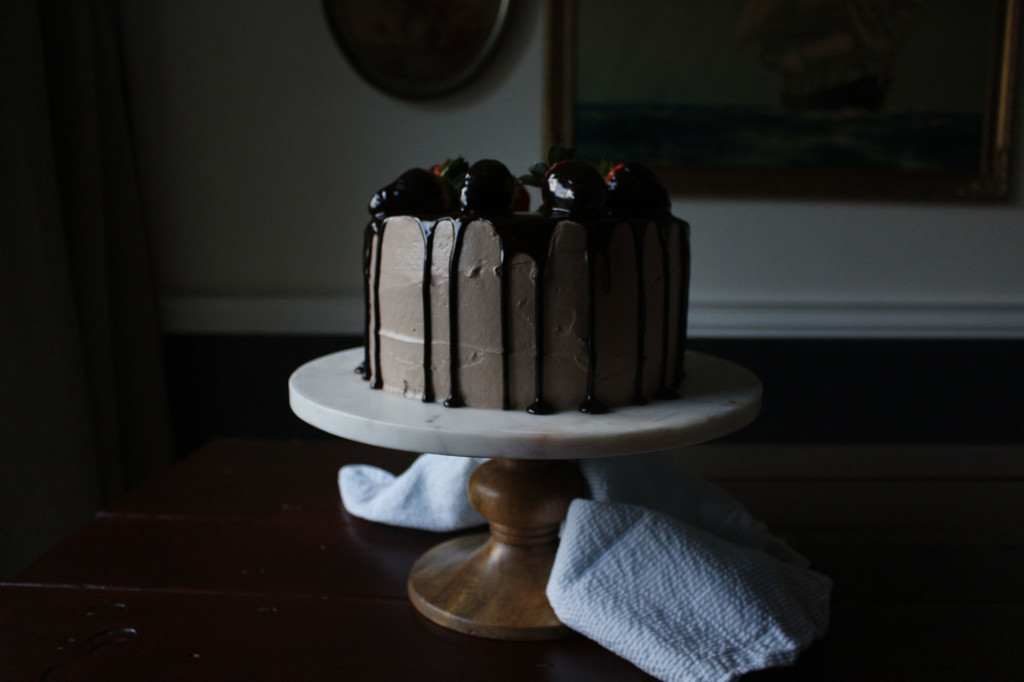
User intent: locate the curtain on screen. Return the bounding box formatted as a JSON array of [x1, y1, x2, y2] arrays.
[[0, 0, 173, 578]]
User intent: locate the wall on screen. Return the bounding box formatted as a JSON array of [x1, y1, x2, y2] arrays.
[[122, 0, 1024, 339]]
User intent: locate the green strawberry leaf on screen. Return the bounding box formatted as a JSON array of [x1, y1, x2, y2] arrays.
[[528, 162, 548, 177], [434, 156, 469, 200], [596, 159, 616, 178]]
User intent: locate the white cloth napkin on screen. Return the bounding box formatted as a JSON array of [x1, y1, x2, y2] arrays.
[[338, 453, 486, 531], [339, 453, 830, 682]]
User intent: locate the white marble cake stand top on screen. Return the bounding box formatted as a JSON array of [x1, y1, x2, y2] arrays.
[[289, 348, 761, 460]]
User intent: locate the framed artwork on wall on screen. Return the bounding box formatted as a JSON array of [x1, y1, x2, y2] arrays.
[[547, 0, 1021, 200], [324, 0, 511, 99]]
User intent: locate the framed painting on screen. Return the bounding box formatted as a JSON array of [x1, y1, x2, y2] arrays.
[[325, 0, 511, 99], [546, 0, 1021, 200]]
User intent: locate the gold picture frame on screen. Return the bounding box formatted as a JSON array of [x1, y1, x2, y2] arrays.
[[546, 0, 1021, 201]]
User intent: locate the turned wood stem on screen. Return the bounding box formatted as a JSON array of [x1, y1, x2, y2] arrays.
[[407, 458, 585, 641], [470, 459, 583, 545]]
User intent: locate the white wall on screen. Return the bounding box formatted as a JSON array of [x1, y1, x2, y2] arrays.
[[123, 0, 1024, 338]]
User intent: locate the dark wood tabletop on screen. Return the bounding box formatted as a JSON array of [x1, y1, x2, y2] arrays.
[[2, 439, 1022, 681]]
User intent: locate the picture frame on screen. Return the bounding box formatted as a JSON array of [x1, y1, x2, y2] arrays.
[[324, 0, 511, 100], [546, 0, 1021, 201]]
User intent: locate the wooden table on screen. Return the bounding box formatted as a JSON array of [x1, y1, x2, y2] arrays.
[[2, 439, 1022, 681]]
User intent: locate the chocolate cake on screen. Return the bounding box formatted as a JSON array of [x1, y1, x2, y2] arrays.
[[359, 155, 689, 414]]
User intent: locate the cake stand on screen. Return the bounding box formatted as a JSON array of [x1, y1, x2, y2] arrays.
[[289, 347, 761, 641]]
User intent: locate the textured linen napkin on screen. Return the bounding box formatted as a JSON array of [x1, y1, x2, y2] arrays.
[[339, 453, 486, 531], [339, 452, 831, 682]]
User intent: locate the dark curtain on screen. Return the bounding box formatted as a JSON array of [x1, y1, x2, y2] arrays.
[[0, 0, 173, 577]]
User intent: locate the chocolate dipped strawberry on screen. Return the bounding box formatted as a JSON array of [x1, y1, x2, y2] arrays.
[[604, 162, 671, 218], [541, 160, 606, 216], [368, 168, 448, 219], [459, 159, 517, 215]]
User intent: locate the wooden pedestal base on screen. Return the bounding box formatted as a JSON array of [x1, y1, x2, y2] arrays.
[[407, 459, 584, 641], [293, 348, 761, 640]]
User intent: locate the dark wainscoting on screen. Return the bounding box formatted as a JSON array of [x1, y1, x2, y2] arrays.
[[163, 335, 1023, 457]]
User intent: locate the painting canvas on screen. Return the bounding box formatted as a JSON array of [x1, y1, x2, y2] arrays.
[[550, 0, 1020, 199]]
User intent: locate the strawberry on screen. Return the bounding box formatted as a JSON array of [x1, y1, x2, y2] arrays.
[[512, 180, 530, 212], [541, 160, 606, 216], [604, 162, 670, 217], [460, 159, 517, 214], [604, 162, 627, 184], [368, 168, 448, 219]]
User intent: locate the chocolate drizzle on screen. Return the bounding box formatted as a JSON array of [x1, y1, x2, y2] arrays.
[[493, 215, 557, 415], [675, 222, 691, 386], [654, 222, 681, 401], [358, 221, 372, 379], [444, 219, 468, 408], [578, 227, 609, 415], [498, 241, 512, 410], [419, 220, 439, 403], [361, 160, 690, 414], [368, 219, 385, 390], [630, 223, 648, 406]]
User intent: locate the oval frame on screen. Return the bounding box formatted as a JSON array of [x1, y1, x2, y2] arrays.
[[324, 0, 512, 100]]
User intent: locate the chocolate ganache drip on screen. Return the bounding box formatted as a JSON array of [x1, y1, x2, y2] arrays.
[[542, 160, 609, 414], [605, 162, 687, 401], [364, 168, 448, 391], [361, 158, 689, 414]]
